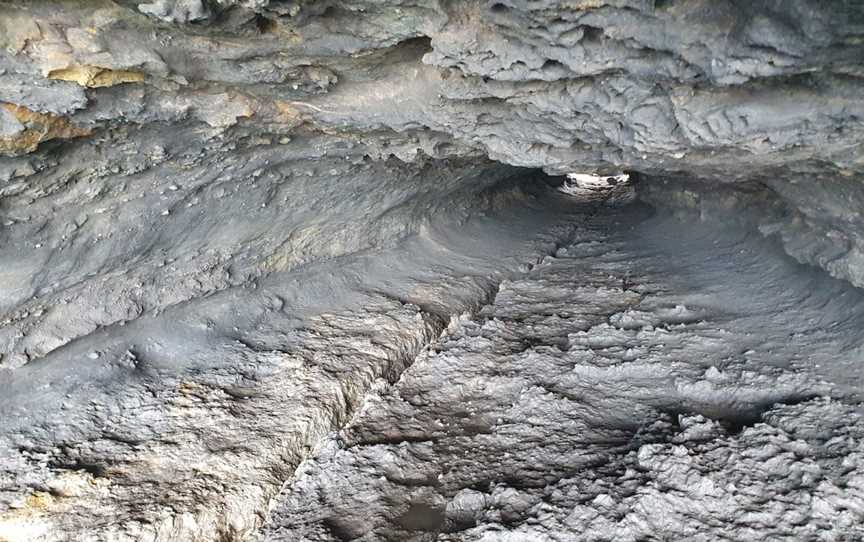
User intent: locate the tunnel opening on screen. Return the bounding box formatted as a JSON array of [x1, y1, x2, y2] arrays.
[[4, 155, 864, 541], [2, 1, 864, 541], [3, 142, 864, 541]]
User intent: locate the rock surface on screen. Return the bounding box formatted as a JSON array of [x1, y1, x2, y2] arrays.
[[263, 201, 864, 542], [1, 1, 863, 287], [1, 1, 863, 541]]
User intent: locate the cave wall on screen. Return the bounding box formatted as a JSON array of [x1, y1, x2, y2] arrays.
[[2, 0, 864, 290], [2, 0, 864, 540]]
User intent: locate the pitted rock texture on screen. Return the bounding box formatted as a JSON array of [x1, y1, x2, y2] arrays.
[[2, 1, 864, 541], [263, 205, 864, 542], [0, 182, 594, 540]]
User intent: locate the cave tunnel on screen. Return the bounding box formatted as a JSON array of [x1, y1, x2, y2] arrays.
[[1, 1, 864, 540]]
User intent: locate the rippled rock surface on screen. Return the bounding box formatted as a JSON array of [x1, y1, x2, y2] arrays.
[[264, 202, 864, 541], [1, 1, 864, 541]]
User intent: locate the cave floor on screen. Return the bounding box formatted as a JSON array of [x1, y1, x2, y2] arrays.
[[263, 200, 864, 541], [3, 188, 864, 541]]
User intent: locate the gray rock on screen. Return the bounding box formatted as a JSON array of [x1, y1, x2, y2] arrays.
[[138, 0, 211, 24], [1, 1, 864, 540]]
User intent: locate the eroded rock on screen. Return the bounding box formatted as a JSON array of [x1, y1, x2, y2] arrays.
[[1, 1, 864, 540]]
